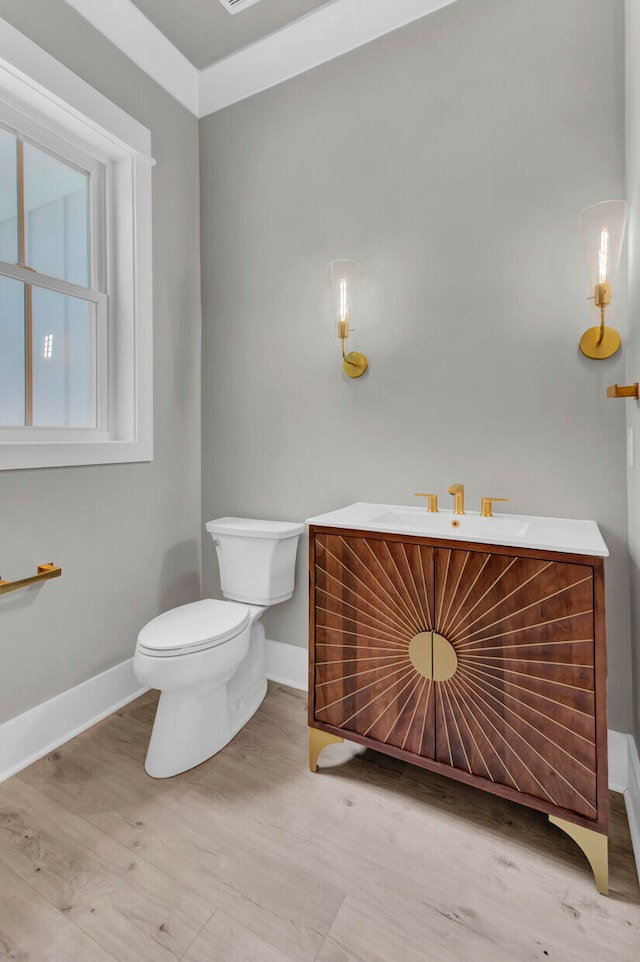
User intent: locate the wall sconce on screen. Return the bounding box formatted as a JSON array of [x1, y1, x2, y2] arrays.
[[578, 200, 628, 359], [329, 259, 368, 378]]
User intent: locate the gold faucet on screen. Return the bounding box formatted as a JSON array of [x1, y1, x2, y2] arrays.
[[448, 483, 465, 515], [481, 497, 509, 518], [414, 492, 439, 512]]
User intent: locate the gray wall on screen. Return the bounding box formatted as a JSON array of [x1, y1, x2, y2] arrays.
[[201, 0, 635, 732], [626, 0, 640, 743], [0, 1, 202, 723]]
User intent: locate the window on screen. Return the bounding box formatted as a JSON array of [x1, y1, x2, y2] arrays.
[[0, 21, 154, 469], [0, 124, 105, 433]]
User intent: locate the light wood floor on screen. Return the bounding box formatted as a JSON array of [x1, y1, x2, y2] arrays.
[[0, 684, 638, 962]]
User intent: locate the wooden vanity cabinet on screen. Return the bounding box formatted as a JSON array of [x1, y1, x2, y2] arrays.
[[308, 526, 608, 883]]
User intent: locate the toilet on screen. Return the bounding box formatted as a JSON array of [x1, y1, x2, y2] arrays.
[[133, 517, 304, 778]]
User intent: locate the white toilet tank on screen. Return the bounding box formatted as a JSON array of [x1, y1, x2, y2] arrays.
[[205, 517, 304, 605]]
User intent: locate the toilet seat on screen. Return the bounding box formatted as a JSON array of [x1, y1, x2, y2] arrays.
[[137, 599, 250, 657]]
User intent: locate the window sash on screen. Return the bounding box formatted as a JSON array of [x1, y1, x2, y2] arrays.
[[0, 111, 106, 294], [0, 114, 108, 435], [0, 268, 108, 437]]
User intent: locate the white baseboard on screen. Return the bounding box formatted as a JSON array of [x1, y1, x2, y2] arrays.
[[608, 729, 630, 793], [620, 731, 640, 885], [0, 658, 146, 783], [265, 639, 307, 690]]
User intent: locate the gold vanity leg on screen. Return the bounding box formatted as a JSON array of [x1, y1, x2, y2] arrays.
[[549, 815, 609, 895], [309, 727, 344, 772]]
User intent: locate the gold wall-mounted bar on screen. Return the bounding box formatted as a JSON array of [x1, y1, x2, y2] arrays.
[[606, 383, 639, 400], [0, 563, 62, 596]]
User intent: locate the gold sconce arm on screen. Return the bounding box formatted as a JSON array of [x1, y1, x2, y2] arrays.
[[339, 324, 368, 378], [594, 282, 611, 345], [0, 563, 62, 595], [580, 284, 620, 359]]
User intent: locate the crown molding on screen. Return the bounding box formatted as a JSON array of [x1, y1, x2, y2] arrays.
[[64, 0, 199, 115], [63, 0, 458, 119], [199, 0, 457, 116]]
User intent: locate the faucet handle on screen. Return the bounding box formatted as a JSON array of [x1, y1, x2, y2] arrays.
[[481, 497, 509, 518], [414, 492, 439, 513]]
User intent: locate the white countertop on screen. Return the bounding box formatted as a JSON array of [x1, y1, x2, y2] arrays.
[[306, 502, 609, 557]]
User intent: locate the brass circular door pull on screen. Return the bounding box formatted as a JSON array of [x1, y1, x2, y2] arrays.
[[408, 631, 458, 681]]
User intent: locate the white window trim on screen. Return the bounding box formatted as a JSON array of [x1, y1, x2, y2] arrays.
[[0, 17, 154, 470]]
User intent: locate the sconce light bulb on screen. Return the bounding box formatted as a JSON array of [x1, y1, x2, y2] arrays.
[[598, 228, 609, 284], [339, 277, 349, 324]]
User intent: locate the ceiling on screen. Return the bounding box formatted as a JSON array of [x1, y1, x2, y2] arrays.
[[129, 0, 332, 70], [62, 0, 459, 118]]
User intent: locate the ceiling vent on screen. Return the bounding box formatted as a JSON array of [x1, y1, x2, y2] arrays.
[[216, 0, 263, 13]]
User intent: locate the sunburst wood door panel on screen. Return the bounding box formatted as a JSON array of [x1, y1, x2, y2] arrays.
[[311, 531, 599, 822], [433, 547, 596, 819], [313, 533, 436, 757]]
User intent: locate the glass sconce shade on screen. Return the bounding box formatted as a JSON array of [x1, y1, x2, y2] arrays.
[[579, 200, 628, 295], [578, 200, 628, 360]]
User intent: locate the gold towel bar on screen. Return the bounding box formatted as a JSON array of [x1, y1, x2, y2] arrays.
[[0, 563, 62, 595], [606, 382, 639, 399]]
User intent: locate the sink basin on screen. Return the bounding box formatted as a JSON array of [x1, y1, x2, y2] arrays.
[[305, 502, 609, 557], [373, 507, 530, 540]]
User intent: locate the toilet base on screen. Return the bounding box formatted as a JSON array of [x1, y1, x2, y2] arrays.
[[142, 619, 268, 779], [145, 675, 267, 778]]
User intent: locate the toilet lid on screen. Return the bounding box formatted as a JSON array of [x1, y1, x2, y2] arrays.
[[137, 599, 250, 656]]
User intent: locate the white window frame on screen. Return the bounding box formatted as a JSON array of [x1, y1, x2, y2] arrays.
[[0, 18, 154, 469], [0, 113, 108, 439]]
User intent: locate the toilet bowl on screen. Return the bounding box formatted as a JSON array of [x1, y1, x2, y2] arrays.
[[134, 517, 303, 778]]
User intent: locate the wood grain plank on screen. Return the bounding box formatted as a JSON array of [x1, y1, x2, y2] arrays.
[[182, 909, 299, 962], [0, 775, 213, 961], [316, 892, 517, 962], [0, 857, 118, 962]]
